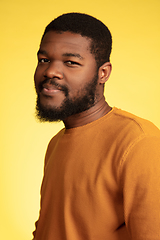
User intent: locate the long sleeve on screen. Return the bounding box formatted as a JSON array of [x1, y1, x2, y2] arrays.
[[120, 135, 160, 239]]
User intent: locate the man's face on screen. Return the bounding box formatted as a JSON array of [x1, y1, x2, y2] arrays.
[[34, 31, 100, 122]]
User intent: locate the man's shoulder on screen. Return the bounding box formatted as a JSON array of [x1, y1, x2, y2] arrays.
[[110, 107, 160, 137], [44, 128, 65, 158], [48, 128, 65, 146]]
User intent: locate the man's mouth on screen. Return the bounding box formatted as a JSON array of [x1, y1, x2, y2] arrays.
[[38, 79, 69, 97], [41, 83, 62, 96]]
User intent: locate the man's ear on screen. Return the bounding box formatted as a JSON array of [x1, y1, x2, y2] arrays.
[[98, 62, 112, 84]]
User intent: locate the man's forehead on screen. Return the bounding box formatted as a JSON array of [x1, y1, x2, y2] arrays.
[[40, 31, 91, 51]]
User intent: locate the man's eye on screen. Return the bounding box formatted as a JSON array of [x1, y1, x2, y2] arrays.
[[66, 61, 79, 66], [39, 58, 50, 63]]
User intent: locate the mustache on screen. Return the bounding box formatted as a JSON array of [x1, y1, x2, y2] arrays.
[[39, 78, 69, 96]]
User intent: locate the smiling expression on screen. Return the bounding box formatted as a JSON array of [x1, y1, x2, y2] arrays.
[[34, 31, 102, 121]]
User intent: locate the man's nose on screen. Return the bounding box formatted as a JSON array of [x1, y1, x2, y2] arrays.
[[43, 62, 63, 79]]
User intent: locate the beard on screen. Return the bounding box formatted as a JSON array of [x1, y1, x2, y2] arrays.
[[35, 72, 99, 122]]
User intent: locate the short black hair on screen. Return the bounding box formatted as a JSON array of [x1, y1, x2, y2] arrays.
[[42, 12, 112, 69]]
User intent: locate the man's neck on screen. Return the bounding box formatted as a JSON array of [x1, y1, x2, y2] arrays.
[[63, 97, 112, 129]]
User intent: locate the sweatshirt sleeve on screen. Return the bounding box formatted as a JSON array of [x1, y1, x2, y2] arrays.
[[120, 135, 160, 240]]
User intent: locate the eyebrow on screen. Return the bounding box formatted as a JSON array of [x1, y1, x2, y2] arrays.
[[62, 53, 84, 60], [37, 50, 84, 60], [37, 49, 47, 55]]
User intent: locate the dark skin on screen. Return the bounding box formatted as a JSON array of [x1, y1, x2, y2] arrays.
[[34, 31, 112, 129], [64, 96, 112, 129]]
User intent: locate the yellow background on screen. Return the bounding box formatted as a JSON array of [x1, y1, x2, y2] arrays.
[[0, 0, 160, 239]]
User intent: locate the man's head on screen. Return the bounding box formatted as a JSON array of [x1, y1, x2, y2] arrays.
[[34, 13, 112, 122], [42, 12, 112, 69]]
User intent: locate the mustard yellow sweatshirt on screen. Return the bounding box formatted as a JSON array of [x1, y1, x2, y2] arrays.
[[33, 107, 160, 240]]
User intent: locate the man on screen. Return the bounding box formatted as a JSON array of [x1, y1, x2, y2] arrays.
[[33, 13, 160, 240]]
